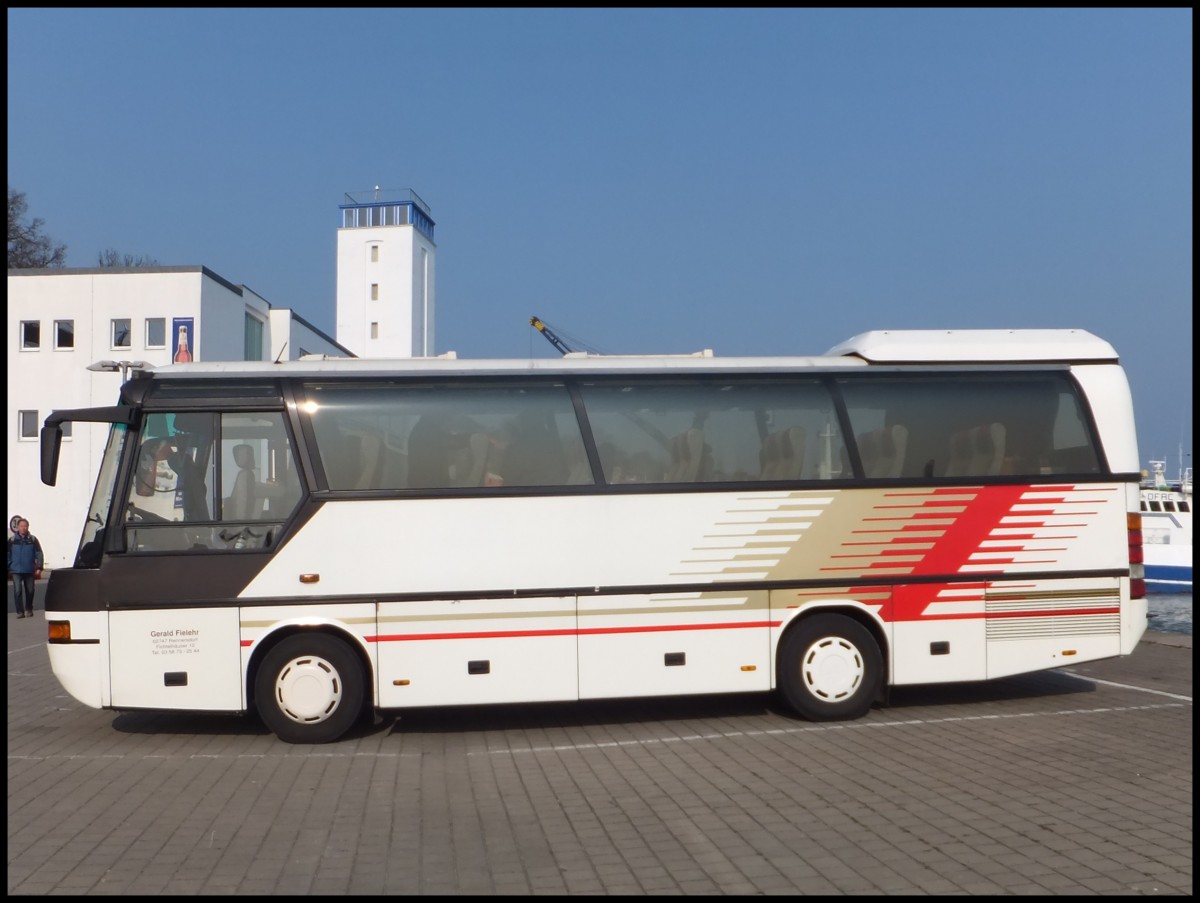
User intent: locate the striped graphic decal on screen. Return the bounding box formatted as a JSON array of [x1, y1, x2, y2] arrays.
[[366, 591, 776, 646], [892, 581, 1121, 629], [828, 484, 1114, 576], [366, 620, 779, 643], [236, 483, 1125, 648], [834, 484, 1123, 627]]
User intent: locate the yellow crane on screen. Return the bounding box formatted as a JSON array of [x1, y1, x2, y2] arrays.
[[529, 316, 578, 355]]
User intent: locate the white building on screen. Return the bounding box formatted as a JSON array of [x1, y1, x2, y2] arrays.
[[8, 188, 437, 570], [7, 266, 351, 569], [336, 188, 436, 357]]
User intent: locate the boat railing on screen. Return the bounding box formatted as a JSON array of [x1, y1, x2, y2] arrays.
[[1143, 460, 1192, 494]]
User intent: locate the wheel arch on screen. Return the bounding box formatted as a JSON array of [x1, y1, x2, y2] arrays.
[[774, 602, 891, 697], [246, 621, 376, 711]]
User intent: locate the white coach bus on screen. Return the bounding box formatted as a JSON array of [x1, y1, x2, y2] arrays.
[[39, 329, 1147, 743]]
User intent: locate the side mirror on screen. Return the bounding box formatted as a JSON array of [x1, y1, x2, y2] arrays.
[[40, 423, 63, 487], [40, 405, 137, 488]]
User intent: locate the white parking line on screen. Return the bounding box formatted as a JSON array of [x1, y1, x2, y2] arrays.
[[475, 702, 1189, 756], [7, 702, 1188, 763], [1055, 669, 1193, 702], [7, 641, 46, 656]]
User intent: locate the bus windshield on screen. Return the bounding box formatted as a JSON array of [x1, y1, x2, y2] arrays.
[[76, 423, 129, 568]]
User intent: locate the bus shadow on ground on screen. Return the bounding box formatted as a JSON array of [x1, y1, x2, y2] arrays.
[[882, 667, 1097, 713], [383, 669, 1099, 735], [107, 670, 1098, 741], [111, 709, 272, 738]]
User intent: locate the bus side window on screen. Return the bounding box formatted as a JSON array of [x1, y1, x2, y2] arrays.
[[1045, 444, 1102, 475], [124, 413, 217, 551]]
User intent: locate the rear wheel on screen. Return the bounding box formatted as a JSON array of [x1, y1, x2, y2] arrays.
[[777, 614, 882, 721], [255, 633, 365, 743]]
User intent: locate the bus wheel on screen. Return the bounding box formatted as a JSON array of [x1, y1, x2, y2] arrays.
[[255, 633, 365, 743], [778, 614, 882, 721]]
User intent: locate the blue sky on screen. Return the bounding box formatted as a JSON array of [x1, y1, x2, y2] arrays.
[[8, 8, 1192, 468]]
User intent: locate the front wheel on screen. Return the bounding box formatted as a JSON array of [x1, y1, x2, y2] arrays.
[[777, 614, 882, 721], [255, 633, 366, 743]]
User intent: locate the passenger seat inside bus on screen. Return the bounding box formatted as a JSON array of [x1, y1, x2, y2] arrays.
[[452, 432, 491, 486], [760, 427, 806, 480], [945, 423, 1006, 477], [226, 444, 265, 520], [354, 433, 384, 490], [857, 425, 908, 478], [667, 428, 709, 482]]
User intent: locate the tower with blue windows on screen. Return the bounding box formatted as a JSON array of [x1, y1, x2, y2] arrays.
[[336, 187, 436, 358]]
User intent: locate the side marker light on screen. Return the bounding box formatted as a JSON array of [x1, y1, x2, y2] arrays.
[[47, 621, 72, 642]]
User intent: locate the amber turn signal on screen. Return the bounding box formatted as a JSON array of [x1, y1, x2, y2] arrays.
[[47, 620, 72, 642]]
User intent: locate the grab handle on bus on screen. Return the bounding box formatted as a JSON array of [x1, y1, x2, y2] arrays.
[[299, 574, 320, 584]]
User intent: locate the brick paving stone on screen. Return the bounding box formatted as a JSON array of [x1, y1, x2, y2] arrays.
[[6, 624, 1192, 896]]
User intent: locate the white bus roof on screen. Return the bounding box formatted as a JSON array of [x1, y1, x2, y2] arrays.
[[826, 329, 1118, 363], [139, 355, 869, 378], [133, 329, 1117, 380]]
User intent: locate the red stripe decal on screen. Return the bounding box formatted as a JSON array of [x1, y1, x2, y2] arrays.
[[367, 620, 781, 643], [971, 545, 1065, 553], [985, 607, 1120, 619], [910, 606, 1121, 622], [844, 535, 945, 542], [909, 484, 1034, 577], [874, 500, 970, 509]]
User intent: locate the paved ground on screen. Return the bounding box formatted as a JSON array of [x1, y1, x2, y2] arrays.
[[7, 581, 1192, 895]]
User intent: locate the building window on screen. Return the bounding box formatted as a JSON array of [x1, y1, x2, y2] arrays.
[[244, 313, 264, 361], [371, 283, 379, 301], [54, 320, 75, 349], [19, 410, 39, 440], [146, 318, 166, 348], [370, 322, 379, 339], [21, 321, 40, 350], [370, 245, 379, 262], [112, 318, 132, 349]]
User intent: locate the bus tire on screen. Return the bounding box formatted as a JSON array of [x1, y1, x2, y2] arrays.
[[255, 633, 365, 743], [777, 614, 882, 721]]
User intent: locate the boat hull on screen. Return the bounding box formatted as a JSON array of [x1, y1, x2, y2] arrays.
[[1143, 547, 1193, 592], [1144, 566, 1192, 592], [1143, 538, 1192, 592]]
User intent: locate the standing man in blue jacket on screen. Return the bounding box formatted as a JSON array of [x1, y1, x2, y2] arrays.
[[7, 518, 44, 619]]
